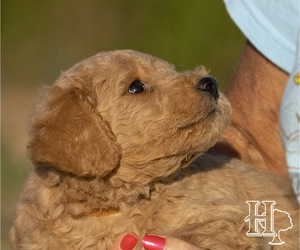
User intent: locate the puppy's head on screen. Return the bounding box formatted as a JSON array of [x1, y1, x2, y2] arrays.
[[28, 50, 231, 184]]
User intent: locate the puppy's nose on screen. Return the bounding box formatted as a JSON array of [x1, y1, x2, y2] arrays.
[[196, 77, 219, 100]]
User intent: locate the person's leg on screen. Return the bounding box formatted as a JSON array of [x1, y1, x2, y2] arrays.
[[211, 41, 289, 176]]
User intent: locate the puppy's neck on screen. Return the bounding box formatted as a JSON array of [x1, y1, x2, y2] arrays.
[[35, 166, 152, 218]]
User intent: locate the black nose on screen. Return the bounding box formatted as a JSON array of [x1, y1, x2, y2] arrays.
[[197, 77, 219, 100]]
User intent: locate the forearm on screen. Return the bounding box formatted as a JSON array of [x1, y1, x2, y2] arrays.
[[211, 41, 289, 176]]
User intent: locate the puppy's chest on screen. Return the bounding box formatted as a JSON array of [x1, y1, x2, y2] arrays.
[[124, 180, 205, 235]]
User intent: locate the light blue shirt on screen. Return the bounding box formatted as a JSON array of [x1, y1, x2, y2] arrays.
[[223, 0, 299, 73]]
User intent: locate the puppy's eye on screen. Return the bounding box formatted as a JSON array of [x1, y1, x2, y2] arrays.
[[128, 80, 145, 94]]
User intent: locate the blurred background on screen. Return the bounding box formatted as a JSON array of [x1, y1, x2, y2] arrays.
[[2, 0, 245, 248]]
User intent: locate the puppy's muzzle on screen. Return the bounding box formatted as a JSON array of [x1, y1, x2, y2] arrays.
[[196, 77, 219, 100]]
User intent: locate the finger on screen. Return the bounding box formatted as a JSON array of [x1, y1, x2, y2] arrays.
[[109, 233, 138, 250], [142, 235, 200, 250]]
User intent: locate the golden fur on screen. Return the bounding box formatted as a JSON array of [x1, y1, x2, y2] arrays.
[[10, 50, 298, 249]]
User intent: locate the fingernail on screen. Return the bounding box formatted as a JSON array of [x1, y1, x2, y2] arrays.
[[142, 235, 166, 250], [120, 234, 138, 250]]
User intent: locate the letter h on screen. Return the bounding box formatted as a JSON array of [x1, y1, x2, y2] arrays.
[[245, 201, 276, 237]]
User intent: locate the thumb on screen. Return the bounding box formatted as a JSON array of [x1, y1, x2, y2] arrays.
[[142, 235, 200, 250], [109, 233, 138, 250]]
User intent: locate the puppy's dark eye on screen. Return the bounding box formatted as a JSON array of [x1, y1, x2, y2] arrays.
[[128, 80, 145, 94]]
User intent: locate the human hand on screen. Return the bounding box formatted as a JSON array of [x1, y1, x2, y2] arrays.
[[109, 233, 200, 250]]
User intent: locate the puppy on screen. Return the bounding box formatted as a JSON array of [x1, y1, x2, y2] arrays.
[[10, 50, 298, 249]]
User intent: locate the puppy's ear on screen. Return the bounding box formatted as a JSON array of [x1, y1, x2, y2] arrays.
[[28, 83, 121, 177]]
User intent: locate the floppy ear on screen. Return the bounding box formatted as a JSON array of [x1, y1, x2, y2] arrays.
[[28, 83, 121, 177]]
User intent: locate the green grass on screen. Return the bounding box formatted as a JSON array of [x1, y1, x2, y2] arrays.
[[2, 146, 29, 249]]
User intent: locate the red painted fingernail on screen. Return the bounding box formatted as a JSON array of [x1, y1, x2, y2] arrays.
[[120, 234, 138, 250], [142, 235, 166, 250]]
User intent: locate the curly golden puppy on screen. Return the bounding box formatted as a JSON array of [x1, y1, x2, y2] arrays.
[[10, 50, 298, 249]]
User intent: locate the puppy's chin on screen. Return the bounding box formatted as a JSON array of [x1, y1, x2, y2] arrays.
[[169, 95, 230, 168], [178, 93, 231, 152], [207, 93, 231, 127]]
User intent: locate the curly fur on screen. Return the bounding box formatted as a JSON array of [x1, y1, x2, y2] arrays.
[[10, 50, 298, 249]]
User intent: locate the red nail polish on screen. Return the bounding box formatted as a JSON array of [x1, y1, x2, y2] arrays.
[[142, 235, 166, 250], [120, 234, 138, 250]]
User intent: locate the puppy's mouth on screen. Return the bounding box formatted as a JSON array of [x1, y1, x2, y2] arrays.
[[177, 103, 217, 130]]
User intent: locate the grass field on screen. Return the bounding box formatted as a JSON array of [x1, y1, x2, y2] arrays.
[[2, 153, 28, 249]]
